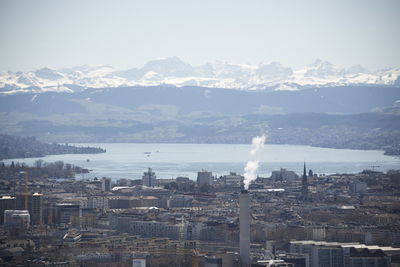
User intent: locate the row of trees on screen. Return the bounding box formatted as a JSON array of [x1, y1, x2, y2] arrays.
[[0, 160, 88, 179]]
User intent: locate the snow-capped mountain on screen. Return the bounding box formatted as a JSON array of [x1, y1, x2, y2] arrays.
[[0, 57, 399, 94]]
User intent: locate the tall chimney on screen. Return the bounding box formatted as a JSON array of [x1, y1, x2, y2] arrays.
[[240, 189, 251, 266]]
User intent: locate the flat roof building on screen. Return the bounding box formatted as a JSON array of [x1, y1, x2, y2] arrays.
[[290, 240, 398, 267]]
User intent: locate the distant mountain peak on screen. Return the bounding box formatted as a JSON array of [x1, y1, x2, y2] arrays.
[[303, 60, 345, 78], [0, 58, 399, 94], [34, 67, 64, 81], [347, 64, 369, 75], [142, 56, 194, 77]]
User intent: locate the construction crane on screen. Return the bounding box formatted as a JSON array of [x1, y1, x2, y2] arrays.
[[19, 171, 29, 210], [48, 204, 53, 225], [24, 171, 29, 210]]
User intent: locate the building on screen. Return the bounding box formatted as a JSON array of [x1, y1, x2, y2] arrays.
[[168, 195, 194, 208], [307, 227, 326, 241], [142, 168, 157, 187], [63, 230, 82, 247], [108, 196, 158, 209], [4, 210, 30, 230], [108, 196, 140, 209], [345, 247, 391, 267], [141, 196, 159, 207], [301, 163, 309, 201], [15, 192, 43, 225], [270, 168, 298, 181], [290, 240, 398, 267], [255, 260, 294, 267], [205, 256, 222, 267], [81, 196, 109, 211], [349, 180, 367, 195], [175, 177, 195, 191], [204, 253, 239, 267], [197, 170, 213, 186], [132, 259, 146, 267], [71, 208, 97, 228], [55, 203, 80, 224], [129, 221, 187, 240], [280, 254, 309, 267], [101, 177, 112, 192], [141, 187, 170, 198], [221, 172, 244, 187], [176, 177, 190, 183], [0, 196, 16, 224], [290, 240, 346, 267]]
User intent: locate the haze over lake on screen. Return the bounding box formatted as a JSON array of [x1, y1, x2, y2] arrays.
[[4, 143, 400, 180]]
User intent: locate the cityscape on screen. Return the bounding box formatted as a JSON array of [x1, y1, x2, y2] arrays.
[[1, 0, 400, 266], [0, 144, 399, 266]]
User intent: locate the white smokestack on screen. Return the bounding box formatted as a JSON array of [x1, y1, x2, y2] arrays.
[[243, 134, 266, 189], [240, 190, 251, 266]]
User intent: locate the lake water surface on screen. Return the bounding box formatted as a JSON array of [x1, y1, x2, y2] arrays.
[[3, 143, 400, 180]]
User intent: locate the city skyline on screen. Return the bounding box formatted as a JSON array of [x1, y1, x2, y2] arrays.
[[0, 1, 399, 266]]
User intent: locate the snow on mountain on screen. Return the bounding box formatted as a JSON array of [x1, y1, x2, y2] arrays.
[[141, 57, 194, 77], [195, 61, 256, 79], [34, 67, 65, 81], [346, 64, 370, 75], [256, 62, 293, 80], [60, 65, 115, 77], [0, 58, 399, 94], [292, 60, 400, 87], [303, 59, 346, 78]]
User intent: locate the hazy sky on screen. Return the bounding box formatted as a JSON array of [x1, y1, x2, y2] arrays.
[[1, 0, 399, 71]]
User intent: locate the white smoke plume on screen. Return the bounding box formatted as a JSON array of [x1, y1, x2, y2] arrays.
[[244, 160, 259, 189], [244, 134, 266, 189], [250, 135, 266, 156]]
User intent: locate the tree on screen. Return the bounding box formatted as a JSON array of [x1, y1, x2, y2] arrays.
[[54, 161, 64, 171], [35, 159, 44, 168]]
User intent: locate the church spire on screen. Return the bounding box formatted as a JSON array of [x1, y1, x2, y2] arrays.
[[301, 162, 309, 201]]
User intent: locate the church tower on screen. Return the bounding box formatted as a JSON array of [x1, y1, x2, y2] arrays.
[[301, 162, 309, 200]]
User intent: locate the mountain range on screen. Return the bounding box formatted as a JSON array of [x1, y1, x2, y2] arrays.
[[1, 57, 399, 94]]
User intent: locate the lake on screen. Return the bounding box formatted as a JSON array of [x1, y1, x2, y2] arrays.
[[3, 143, 400, 180]]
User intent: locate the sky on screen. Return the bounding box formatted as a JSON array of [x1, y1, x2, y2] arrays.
[[0, 0, 399, 72]]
